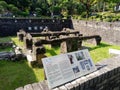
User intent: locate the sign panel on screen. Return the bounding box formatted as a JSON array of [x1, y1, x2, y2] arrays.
[[42, 49, 96, 89]]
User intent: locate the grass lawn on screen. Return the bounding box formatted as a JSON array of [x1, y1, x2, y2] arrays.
[[0, 37, 120, 90]]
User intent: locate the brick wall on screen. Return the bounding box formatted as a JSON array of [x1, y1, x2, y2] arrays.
[[0, 18, 73, 36]]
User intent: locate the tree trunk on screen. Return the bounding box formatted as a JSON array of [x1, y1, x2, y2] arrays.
[[85, 3, 90, 19], [103, 2, 106, 12]]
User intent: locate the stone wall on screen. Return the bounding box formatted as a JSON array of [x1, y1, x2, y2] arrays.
[[73, 20, 120, 45], [0, 18, 73, 36], [16, 55, 120, 90]]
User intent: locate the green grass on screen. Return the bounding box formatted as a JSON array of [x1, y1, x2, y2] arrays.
[[45, 45, 61, 56], [0, 36, 13, 51], [11, 37, 24, 47], [82, 42, 120, 63], [0, 36, 12, 42], [0, 60, 45, 90], [1, 36, 120, 90], [0, 47, 12, 52]]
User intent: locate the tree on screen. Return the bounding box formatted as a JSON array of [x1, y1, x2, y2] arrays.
[[79, 0, 99, 18]]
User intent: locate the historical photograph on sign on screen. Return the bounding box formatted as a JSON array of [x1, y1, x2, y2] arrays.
[[80, 60, 92, 71], [73, 66, 80, 73], [87, 59, 93, 67], [75, 51, 85, 61], [80, 61, 85, 70], [67, 54, 74, 64], [85, 64, 90, 71]]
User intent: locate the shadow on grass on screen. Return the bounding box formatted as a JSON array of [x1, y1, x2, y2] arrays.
[[82, 43, 111, 51], [46, 46, 60, 56], [46, 48, 57, 56], [0, 37, 45, 90], [0, 60, 38, 90]]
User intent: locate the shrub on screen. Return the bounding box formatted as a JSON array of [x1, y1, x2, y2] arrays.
[[103, 18, 112, 22], [11, 7, 19, 15], [81, 12, 87, 18], [18, 11, 29, 17], [0, 1, 8, 9], [35, 8, 42, 17]]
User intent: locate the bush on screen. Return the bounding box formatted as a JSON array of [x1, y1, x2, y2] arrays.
[[11, 7, 19, 15], [18, 11, 29, 17], [81, 12, 87, 18], [0, 1, 8, 9], [0, 5, 4, 13], [96, 18, 101, 22], [103, 18, 112, 22], [35, 8, 42, 17]]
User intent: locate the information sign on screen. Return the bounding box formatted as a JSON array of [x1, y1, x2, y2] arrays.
[[42, 49, 96, 89]]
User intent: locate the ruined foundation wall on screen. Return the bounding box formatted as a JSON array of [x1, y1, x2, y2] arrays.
[[73, 20, 120, 45]]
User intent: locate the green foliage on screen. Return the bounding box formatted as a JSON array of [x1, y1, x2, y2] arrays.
[[11, 7, 19, 15], [0, 0, 119, 18], [8, 4, 15, 10], [0, 1, 7, 8], [0, 1, 8, 13], [35, 8, 42, 16], [18, 11, 29, 17], [81, 12, 87, 18]]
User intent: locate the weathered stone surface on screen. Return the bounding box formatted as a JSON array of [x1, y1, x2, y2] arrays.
[[59, 86, 67, 90], [73, 20, 120, 45], [0, 51, 15, 60], [32, 83, 41, 90], [24, 84, 33, 90], [0, 42, 13, 48], [38, 81, 50, 90], [65, 83, 74, 90], [71, 81, 79, 90], [15, 87, 24, 90]]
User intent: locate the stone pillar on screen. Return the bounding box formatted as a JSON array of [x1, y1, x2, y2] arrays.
[[95, 36, 101, 45], [17, 32, 24, 41], [60, 38, 79, 53], [32, 44, 46, 67], [60, 41, 67, 53]]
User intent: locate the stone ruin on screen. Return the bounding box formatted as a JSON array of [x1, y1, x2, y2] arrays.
[[0, 42, 25, 61], [17, 28, 101, 67], [17, 29, 26, 42], [0, 41, 13, 49]]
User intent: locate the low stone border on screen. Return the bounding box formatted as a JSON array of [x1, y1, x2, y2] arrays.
[[0, 42, 13, 48]]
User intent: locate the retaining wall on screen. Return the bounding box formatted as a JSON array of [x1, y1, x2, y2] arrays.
[[16, 55, 120, 90], [73, 20, 120, 45], [0, 18, 73, 36]]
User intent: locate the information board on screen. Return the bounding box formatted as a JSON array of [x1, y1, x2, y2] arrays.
[[42, 49, 96, 89]]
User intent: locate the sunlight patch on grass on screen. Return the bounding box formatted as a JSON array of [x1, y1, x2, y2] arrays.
[[45, 45, 61, 57], [11, 37, 24, 47]]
